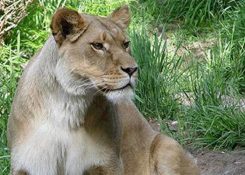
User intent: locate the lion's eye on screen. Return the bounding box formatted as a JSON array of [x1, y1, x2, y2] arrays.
[[123, 41, 130, 49], [91, 43, 104, 50]]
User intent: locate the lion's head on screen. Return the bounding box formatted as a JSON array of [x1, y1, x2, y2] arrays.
[[50, 6, 137, 100]]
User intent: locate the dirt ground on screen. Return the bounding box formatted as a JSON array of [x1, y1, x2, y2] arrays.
[[148, 119, 245, 175], [194, 149, 245, 175]]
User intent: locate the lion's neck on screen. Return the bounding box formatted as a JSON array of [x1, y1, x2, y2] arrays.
[[47, 87, 94, 128], [22, 36, 94, 128]]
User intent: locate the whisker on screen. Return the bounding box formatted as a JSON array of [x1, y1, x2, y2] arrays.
[[77, 79, 91, 85], [82, 82, 105, 93], [77, 83, 92, 88], [93, 85, 108, 96]]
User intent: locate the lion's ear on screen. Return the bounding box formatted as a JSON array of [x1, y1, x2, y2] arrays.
[[109, 5, 131, 29], [51, 8, 87, 45]]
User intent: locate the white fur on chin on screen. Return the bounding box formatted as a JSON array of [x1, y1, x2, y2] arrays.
[[106, 86, 134, 103]]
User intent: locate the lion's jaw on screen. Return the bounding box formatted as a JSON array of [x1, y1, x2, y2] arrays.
[[104, 76, 136, 101]]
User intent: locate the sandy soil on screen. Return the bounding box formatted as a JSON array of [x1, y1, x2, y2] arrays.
[[194, 149, 245, 175]]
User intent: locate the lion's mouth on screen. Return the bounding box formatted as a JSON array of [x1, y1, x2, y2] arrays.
[[98, 83, 132, 93]]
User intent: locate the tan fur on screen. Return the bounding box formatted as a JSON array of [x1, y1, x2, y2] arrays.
[[8, 6, 136, 175], [115, 99, 200, 175]]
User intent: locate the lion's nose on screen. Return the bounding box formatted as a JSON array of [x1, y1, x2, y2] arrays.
[[121, 66, 138, 76]]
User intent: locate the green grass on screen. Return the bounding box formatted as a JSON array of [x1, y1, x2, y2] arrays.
[[179, 34, 245, 149], [130, 29, 182, 119], [130, 24, 245, 149], [182, 106, 245, 149], [130, 0, 240, 29], [0, 45, 25, 174], [1, 0, 245, 174]]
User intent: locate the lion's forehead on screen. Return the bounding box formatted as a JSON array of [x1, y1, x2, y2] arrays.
[[88, 16, 126, 42]]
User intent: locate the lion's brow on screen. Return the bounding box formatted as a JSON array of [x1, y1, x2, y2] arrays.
[[97, 18, 114, 30]]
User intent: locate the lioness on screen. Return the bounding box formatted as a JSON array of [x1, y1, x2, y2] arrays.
[[115, 99, 200, 175], [8, 6, 137, 175]]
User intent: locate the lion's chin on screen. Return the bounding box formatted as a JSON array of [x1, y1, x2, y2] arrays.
[[105, 86, 134, 102]]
